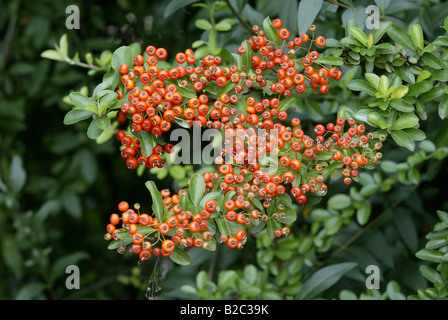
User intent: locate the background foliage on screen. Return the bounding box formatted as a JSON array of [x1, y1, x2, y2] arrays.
[[1, 0, 447, 300]]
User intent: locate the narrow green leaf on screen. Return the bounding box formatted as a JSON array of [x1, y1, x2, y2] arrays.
[[189, 173, 206, 205], [164, 0, 201, 17], [350, 27, 369, 47], [373, 20, 392, 44], [208, 30, 221, 56], [195, 19, 213, 31], [63, 109, 94, 125], [297, 262, 357, 300], [133, 131, 155, 158], [391, 130, 415, 151], [347, 80, 376, 96], [389, 99, 414, 113], [215, 18, 235, 31], [439, 96, 448, 119], [169, 247, 192, 265], [407, 81, 433, 96], [387, 24, 416, 52], [392, 114, 419, 130], [297, 0, 324, 36], [218, 270, 238, 289], [145, 180, 164, 222], [421, 52, 442, 70], [356, 202, 372, 226], [41, 49, 65, 62], [419, 265, 443, 284], [95, 116, 111, 130], [327, 194, 351, 210], [87, 119, 103, 139], [409, 24, 424, 51], [263, 17, 280, 45], [389, 85, 408, 99], [365, 73, 380, 89], [378, 75, 389, 96], [367, 112, 387, 128], [69, 92, 97, 112], [111, 46, 134, 74], [416, 249, 444, 263], [314, 56, 344, 66]]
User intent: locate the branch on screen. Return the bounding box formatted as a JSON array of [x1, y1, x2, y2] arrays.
[[224, 0, 253, 33]]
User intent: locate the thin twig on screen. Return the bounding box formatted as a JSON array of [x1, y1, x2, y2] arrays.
[[223, 0, 253, 33], [1, 0, 20, 61]]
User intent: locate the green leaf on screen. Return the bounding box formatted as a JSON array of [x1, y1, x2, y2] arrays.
[[392, 114, 419, 130], [58, 34, 69, 57], [297, 262, 357, 300], [60, 192, 82, 220], [208, 30, 221, 56], [244, 265, 258, 285], [417, 70, 432, 82], [439, 96, 448, 119], [403, 128, 426, 141], [350, 27, 369, 47], [387, 24, 416, 53], [133, 131, 155, 158], [409, 24, 424, 51], [367, 112, 387, 129], [416, 249, 444, 263], [111, 46, 134, 74], [356, 202, 372, 226], [389, 85, 408, 99], [419, 265, 442, 284], [9, 155, 26, 193], [378, 75, 389, 96], [196, 271, 208, 290], [195, 19, 213, 31], [314, 56, 344, 66], [95, 117, 110, 130], [324, 216, 342, 236], [41, 49, 65, 62], [327, 194, 351, 210], [297, 0, 324, 36], [215, 18, 235, 31], [389, 99, 414, 113], [164, 0, 201, 17], [347, 80, 376, 96], [98, 91, 118, 114], [218, 270, 237, 289], [393, 209, 418, 253], [169, 247, 191, 265], [63, 109, 94, 125], [407, 80, 433, 97], [69, 92, 97, 113], [365, 73, 380, 89], [373, 20, 392, 44], [87, 119, 103, 139], [391, 130, 415, 151], [420, 86, 445, 102], [263, 17, 280, 45], [145, 180, 164, 221], [421, 53, 442, 70], [189, 173, 205, 205]]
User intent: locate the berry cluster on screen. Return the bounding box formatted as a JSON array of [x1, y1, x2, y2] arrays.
[[104, 19, 384, 263], [116, 129, 174, 169]]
